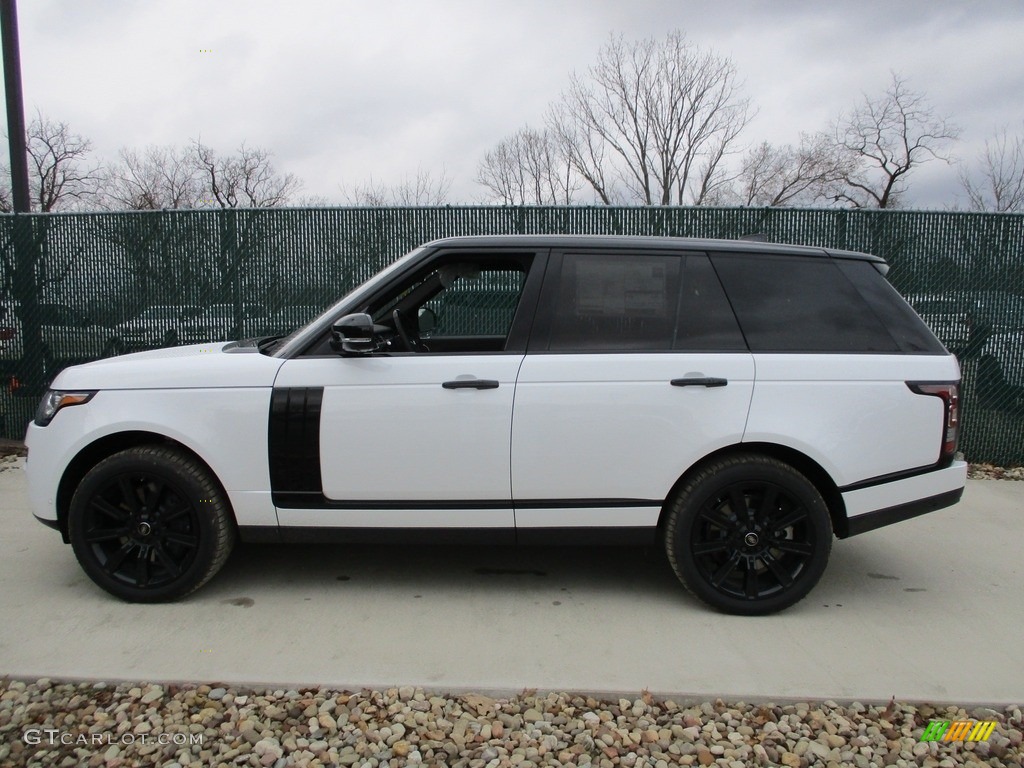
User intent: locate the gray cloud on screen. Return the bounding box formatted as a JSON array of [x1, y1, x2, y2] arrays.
[[6, 0, 1023, 207]]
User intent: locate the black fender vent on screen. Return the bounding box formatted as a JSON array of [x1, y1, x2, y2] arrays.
[[268, 387, 324, 497]]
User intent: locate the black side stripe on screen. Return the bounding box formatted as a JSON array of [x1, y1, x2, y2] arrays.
[[268, 387, 324, 496], [271, 493, 660, 511]]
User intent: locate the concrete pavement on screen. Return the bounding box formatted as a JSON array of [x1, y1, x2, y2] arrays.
[[1, 460, 1021, 705]]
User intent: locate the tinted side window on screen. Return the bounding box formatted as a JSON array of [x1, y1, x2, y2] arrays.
[[676, 255, 746, 351], [544, 253, 745, 352], [547, 253, 682, 351], [710, 253, 900, 353], [836, 260, 947, 354]]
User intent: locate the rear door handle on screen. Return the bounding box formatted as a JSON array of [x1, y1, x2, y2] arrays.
[[442, 379, 500, 390], [670, 377, 728, 388]]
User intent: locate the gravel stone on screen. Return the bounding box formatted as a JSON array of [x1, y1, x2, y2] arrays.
[[0, 678, 1020, 767]]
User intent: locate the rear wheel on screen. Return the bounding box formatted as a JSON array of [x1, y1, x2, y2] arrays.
[[664, 454, 832, 615], [68, 445, 235, 602]]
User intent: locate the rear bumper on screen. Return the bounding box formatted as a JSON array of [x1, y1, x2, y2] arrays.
[[839, 461, 967, 537]]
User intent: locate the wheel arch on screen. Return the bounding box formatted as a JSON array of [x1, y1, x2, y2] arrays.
[[55, 430, 233, 542], [658, 442, 848, 540]]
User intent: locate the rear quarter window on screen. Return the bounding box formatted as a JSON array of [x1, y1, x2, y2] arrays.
[[835, 259, 947, 354], [710, 253, 902, 353]]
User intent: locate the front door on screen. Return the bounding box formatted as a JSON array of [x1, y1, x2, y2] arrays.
[[273, 250, 543, 533]]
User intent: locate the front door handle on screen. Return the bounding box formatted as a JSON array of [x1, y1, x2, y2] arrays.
[[442, 379, 500, 390], [670, 377, 728, 388]]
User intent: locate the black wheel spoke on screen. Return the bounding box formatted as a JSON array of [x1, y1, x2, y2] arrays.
[[699, 506, 735, 533], [762, 552, 794, 587], [710, 552, 741, 586], [153, 545, 182, 578], [160, 500, 192, 524], [90, 497, 129, 523], [144, 480, 167, 514], [163, 531, 198, 549], [692, 538, 733, 556], [137, 551, 151, 587], [103, 545, 133, 575], [727, 487, 748, 518], [85, 527, 129, 543], [743, 561, 759, 598], [773, 539, 813, 557], [117, 477, 141, 514], [773, 506, 808, 532], [758, 486, 779, 518]]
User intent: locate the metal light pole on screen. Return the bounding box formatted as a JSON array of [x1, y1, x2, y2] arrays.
[[1, 0, 44, 397], [1, 0, 30, 212]]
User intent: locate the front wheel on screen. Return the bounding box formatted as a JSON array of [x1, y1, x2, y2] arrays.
[[664, 454, 832, 615], [68, 445, 236, 602]]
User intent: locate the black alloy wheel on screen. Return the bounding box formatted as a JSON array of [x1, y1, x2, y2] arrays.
[[68, 445, 235, 602], [665, 454, 832, 615]]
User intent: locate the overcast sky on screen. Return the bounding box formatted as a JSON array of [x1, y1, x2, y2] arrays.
[[9, 0, 1024, 208]]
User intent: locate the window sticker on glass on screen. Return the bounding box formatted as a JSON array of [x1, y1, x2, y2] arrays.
[[574, 258, 669, 318]]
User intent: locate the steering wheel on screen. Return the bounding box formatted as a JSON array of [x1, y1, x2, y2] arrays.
[[392, 309, 424, 352]]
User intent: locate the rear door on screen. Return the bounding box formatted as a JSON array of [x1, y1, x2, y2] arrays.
[[511, 249, 755, 540]]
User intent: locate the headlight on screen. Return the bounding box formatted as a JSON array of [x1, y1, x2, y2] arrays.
[[34, 390, 97, 426]]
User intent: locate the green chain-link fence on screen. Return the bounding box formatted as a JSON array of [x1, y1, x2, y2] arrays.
[[1, 206, 1022, 463]]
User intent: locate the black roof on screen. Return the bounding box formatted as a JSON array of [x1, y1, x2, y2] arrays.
[[423, 234, 886, 264]]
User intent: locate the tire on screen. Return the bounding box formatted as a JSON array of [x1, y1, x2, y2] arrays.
[[68, 445, 236, 602], [664, 453, 832, 615]]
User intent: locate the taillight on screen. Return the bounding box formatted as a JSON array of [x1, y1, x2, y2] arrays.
[[907, 382, 960, 462]]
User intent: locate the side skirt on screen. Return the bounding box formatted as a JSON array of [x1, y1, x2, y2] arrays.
[[239, 525, 657, 547]]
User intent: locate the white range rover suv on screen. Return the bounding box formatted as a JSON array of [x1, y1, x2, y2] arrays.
[[24, 236, 967, 614]]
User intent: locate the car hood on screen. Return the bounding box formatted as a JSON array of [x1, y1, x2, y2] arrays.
[[52, 342, 286, 391]]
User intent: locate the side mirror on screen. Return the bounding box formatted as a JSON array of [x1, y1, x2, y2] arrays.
[[330, 313, 385, 354], [418, 307, 437, 335]]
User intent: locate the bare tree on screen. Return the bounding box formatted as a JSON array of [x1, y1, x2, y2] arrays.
[[959, 126, 1024, 212], [1, 112, 103, 212], [101, 145, 203, 210], [342, 168, 452, 206], [477, 126, 581, 204], [193, 140, 302, 208], [733, 133, 852, 207], [830, 73, 959, 209], [548, 31, 751, 206]]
